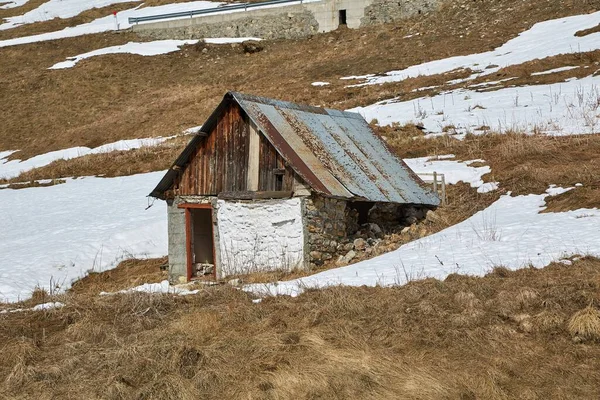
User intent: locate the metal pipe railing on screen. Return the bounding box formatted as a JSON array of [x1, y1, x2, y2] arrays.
[[128, 0, 310, 25]]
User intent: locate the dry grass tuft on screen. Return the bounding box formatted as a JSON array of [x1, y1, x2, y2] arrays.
[[568, 306, 600, 341], [489, 266, 512, 278], [531, 311, 565, 333]]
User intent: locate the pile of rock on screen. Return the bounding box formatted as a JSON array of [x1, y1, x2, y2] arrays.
[[334, 209, 441, 267]]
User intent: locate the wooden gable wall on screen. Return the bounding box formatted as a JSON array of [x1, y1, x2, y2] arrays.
[[173, 102, 299, 196]]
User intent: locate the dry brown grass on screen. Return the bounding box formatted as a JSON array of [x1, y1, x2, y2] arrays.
[[70, 256, 168, 296], [378, 126, 600, 199], [544, 186, 600, 212], [0, 178, 65, 190], [1, 0, 598, 159], [568, 305, 600, 341], [2, 256, 600, 399], [576, 23, 600, 37]]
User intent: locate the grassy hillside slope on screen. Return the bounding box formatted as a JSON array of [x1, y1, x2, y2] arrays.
[[1, 0, 598, 159], [2, 257, 600, 399]]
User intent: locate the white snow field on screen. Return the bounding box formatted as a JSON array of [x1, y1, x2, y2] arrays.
[[0, 0, 29, 10], [0, 0, 222, 47], [405, 155, 498, 193], [345, 11, 600, 86], [49, 38, 262, 69], [246, 186, 600, 297], [0, 172, 167, 302], [351, 75, 600, 135], [0, 137, 170, 180], [0, 0, 137, 30]]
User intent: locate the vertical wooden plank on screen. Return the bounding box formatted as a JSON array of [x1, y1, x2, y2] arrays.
[[227, 106, 234, 192], [215, 114, 222, 194], [247, 121, 260, 191]]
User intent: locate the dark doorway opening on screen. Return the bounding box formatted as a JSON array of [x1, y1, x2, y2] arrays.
[[339, 9, 347, 25], [183, 205, 215, 280]]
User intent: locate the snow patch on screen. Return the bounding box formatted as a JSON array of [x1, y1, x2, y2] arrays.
[[0, 0, 137, 30], [49, 40, 198, 69], [183, 125, 203, 134], [0, 0, 29, 10], [0, 136, 171, 180], [0, 1, 223, 48], [101, 280, 199, 296], [0, 172, 167, 303], [311, 81, 330, 86], [351, 75, 600, 135], [49, 38, 262, 69], [351, 11, 600, 86], [0, 301, 65, 313], [531, 66, 580, 76], [32, 301, 65, 311], [404, 155, 496, 192], [246, 188, 600, 297]]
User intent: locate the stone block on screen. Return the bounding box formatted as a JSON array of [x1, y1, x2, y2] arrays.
[[354, 238, 367, 251]]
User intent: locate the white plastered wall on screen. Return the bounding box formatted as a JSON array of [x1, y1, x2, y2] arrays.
[[216, 198, 305, 277]]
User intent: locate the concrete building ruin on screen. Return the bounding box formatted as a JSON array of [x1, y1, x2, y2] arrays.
[[150, 92, 439, 283], [132, 0, 440, 41]]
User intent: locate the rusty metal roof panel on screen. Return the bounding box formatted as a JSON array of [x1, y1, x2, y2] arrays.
[[232, 92, 439, 206], [245, 101, 353, 198]]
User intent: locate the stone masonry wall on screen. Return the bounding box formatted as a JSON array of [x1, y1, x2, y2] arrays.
[[136, 10, 319, 41], [361, 0, 441, 26], [303, 195, 434, 269], [303, 195, 355, 268]]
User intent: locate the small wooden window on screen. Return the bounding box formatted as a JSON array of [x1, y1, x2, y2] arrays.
[[274, 169, 285, 191]]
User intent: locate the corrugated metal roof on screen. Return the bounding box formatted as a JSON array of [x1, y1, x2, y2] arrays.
[[151, 92, 439, 206]]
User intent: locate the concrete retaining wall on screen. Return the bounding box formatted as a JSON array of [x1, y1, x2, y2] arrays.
[[134, 0, 439, 40]]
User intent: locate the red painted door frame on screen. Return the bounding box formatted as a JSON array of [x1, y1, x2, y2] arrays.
[[178, 203, 216, 281]]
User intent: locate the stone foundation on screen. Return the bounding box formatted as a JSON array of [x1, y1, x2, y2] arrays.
[[303, 194, 429, 268], [303, 195, 352, 268], [303, 195, 432, 268]]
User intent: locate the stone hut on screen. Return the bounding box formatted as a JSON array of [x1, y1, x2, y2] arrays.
[[150, 92, 439, 283]]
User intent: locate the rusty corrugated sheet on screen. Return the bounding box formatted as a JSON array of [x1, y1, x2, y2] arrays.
[[232, 93, 439, 206]]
